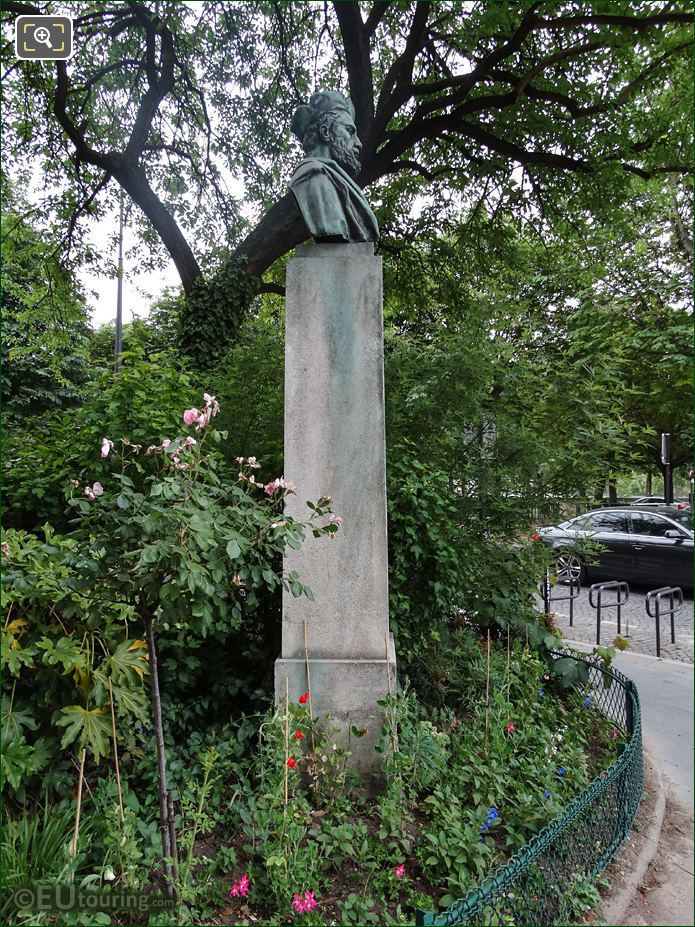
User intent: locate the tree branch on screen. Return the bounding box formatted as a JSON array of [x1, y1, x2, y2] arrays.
[[333, 0, 375, 137]]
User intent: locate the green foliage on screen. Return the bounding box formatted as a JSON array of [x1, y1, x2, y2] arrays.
[[1, 801, 80, 924], [1, 198, 91, 420], [180, 255, 260, 363]]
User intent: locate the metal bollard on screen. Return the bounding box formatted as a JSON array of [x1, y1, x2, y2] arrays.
[[588, 581, 630, 645], [646, 587, 683, 658]]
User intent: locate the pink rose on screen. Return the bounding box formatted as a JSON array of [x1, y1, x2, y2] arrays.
[[100, 438, 113, 458], [183, 408, 200, 426]]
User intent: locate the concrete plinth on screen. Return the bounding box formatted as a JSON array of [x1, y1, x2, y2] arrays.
[[275, 241, 395, 787]]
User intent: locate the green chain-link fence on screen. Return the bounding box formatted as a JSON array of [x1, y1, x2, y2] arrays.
[[416, 651, 643, 926]]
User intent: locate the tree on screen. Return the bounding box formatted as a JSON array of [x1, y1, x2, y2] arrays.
[[1, 190, 92, 418], [2, 1, 692, 350]]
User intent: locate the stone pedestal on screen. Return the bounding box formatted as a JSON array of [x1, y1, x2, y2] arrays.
[[274, 242, 396, 787]]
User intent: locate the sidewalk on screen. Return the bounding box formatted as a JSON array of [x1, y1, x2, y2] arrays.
[[566, 644, 695, 925]]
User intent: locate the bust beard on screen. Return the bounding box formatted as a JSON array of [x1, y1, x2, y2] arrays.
[[328, 133, 362, 177]]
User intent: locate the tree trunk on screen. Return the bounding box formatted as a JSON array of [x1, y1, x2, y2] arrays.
[[236, 193, 307, 278], [113, 162, 203, 295], [645, 472, 652, 495], [608, 481, 618, 505]]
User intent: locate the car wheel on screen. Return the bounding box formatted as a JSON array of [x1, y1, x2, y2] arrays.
[[556, 553, 585, 585]]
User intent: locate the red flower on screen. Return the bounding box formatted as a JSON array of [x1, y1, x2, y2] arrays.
[[287, 756, 297, 769], [532, 533, 540, 541], [505, 722, 515, 734], [298, 691, 310, 704], [294, 730, 304, 740]]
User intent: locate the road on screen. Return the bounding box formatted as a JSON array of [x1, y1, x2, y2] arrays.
[[539, 580, 694, 664]]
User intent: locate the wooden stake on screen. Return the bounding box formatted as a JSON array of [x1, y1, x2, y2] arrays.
[[485, 630, 491, 746], [506, 627, 511, 715], [108, 677, 125, 825], [167, 791, 179, 885], [385, 633, 393, 699], [303, 619, 315, 750], [144, 613, 173, 896], [71, 748, 87, 859], [284, 676, 290, 806]]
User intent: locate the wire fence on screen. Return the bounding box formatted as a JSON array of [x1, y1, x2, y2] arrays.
[[416, 651, 643, 926]]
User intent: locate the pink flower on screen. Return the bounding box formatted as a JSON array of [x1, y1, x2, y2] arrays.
[[449, 717, 458, 730], [229, 873, 250, 897], [270, 520, 287, 530], [247, 456, 260, 469], [609, 728, 619, 741], [183, 408, 200, 426], [236, 456, 244, 464], [182, 436, 197, 448], [1, 541, 10, 557], [203, 392, 220, 416], [394, 864, 405, 878], [327, 514, 343, 526], [292, 891, 316, 914], [161, 439, 171, 448], [100, 438, 113, 458], [84, 482, 104, 501], [505, 722, 515, 734], [265, 479, 280, 495]]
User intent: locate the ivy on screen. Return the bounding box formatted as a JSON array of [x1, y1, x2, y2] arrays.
[[179, 255, 260, 365]]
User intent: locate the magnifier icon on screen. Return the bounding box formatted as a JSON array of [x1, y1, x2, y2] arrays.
[[34, 25, 53, 48]]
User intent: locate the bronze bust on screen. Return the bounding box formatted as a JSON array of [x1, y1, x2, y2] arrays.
[[290, 91, 379, 244]]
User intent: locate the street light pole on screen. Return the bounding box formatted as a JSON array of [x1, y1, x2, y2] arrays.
[[661, 432, 673, 504], [114, 194, 124, 374]]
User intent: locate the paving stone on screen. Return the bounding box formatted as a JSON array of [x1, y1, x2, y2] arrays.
[[537, 582, 693, 664]]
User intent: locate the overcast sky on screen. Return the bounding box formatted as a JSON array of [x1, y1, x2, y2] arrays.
[[80, 210, 181, 329]]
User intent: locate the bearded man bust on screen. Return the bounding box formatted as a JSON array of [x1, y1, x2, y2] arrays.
[[289, 91, 379, 244]]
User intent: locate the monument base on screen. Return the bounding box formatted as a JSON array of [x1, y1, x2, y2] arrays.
[[274, 635, 397, 792]]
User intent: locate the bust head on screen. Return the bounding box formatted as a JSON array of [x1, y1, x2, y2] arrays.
[[291, 91, 362, 177]]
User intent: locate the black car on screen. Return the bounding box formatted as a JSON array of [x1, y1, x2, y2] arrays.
[[537, 505, 694, 590]]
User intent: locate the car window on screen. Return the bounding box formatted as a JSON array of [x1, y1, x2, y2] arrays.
[[630, 513, 684, 537], [584, 512, 630, 533], [666, 509, 694, 531]]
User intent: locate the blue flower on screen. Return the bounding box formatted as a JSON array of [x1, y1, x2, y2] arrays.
[[584, 695, 591, 708], [487, 807, 498, 820], [557, 767, 566, 777], [480, 822, 489, 833], [544, 789, 551, 798], [538, 688, 544, 697]]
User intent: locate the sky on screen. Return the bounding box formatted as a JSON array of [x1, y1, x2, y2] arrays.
[[80, 211, 181, 329]]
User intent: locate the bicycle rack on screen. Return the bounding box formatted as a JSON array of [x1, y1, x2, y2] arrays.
[[540, 569, 581, 626], [588, 581, 630, 645], [646, 586, 683, 658]]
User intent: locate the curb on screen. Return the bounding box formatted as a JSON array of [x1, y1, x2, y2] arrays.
[[601, 745, 666, 926]]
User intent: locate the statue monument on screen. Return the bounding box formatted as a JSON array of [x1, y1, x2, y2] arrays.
[[275, 91, 395, 788], [289, 91, 379, 243]]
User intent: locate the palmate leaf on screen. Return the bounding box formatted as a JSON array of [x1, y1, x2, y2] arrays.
[[56, 705, 111, 762], [112, 685, 150, 725], [105, 639, 149, 687], [1, 736, 35, 792], [1, 696, 38, 742]]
